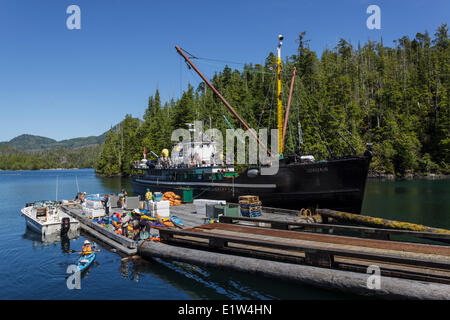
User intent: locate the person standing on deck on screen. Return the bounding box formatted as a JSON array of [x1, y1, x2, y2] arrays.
[[121, 212, 131, 237], [102, 194, 111, 216], [79, 192, 86, 204], [145, 189, 153, 215], [119, 189, 127, 209]]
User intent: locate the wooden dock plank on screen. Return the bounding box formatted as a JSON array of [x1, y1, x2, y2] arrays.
[[193, 227, 450, 266], [196, 223, 450, 256], [79, 223, 137, 256], [167, 234, 450, 283], [159, 226, 450, 270], [219, 215, 450, 242], [61, 205, 136, 249]]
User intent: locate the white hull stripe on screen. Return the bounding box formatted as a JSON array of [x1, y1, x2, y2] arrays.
[[26, 219, 42, 233], [135, 179, 276, 189]]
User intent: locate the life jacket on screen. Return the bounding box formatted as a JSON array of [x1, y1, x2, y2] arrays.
[[145, 192, 152, 200], [82, 244, 93, 255]]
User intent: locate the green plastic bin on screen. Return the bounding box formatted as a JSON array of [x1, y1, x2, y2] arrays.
[[224, 204, 240, 217], [181, 187, 193, 203], [214, 204, 240, 218]]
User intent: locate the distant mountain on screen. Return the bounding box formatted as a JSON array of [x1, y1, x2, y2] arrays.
[[3, 134, 57, 150], [0, 118, 141, 152], [0, 120, 142, 151], [0, 133, 106, 151]]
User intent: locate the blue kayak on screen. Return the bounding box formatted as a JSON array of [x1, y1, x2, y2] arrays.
[[170, 215, 184, 228], [77, 253, 95, 273]]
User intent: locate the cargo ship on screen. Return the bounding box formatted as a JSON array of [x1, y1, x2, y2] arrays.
[[131, 36, 373, 213]]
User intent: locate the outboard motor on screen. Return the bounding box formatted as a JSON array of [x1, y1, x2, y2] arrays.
[[61, 217, 70, 236], [60, 234, 70, 253]]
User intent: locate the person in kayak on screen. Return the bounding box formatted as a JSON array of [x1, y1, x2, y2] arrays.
[[80, 240, 99, 256]]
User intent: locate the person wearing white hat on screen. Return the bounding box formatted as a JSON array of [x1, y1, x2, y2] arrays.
[[81, 240, 93, 256], [80, 240, 99, 256]]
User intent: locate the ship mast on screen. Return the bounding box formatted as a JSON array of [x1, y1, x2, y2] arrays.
[[282, 66, 296, 151], [277, 34, 284, 156], [175, 45, 271, 156]]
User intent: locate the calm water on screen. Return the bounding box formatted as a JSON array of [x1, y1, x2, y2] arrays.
[[0, 169, 448, 300]]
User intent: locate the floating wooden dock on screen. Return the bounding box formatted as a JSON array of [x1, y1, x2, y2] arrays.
[[60, 201, 450, 298], [219, 215, 450, 243], [156, 222, 450, 281], [61, 204, 137, 256]]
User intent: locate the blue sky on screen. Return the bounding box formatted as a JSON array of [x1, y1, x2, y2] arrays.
[[0, 0, 448, 141]]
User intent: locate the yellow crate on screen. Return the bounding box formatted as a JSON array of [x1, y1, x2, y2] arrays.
[[239, 195, 259, 202]]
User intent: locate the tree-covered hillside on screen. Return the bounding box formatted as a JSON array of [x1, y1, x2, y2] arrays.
[[0, 133, 106, 151], [0, 145, 103, 170], [95, 25, 448, 177], [0, 134, 58, 150]]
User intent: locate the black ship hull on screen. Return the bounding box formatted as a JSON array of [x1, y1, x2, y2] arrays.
[[131, 155, 372, 214]]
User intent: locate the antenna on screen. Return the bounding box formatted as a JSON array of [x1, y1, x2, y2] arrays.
[[75, 176, 80, 193], [56, 176, 58, 201], [118, 123, 122, 168]]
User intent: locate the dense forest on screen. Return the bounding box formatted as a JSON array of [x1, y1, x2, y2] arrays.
[[0, 145, 102, 170], [96, 25, 447, 177]]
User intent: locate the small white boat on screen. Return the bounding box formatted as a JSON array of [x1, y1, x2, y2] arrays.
[[21, 201, 80, 237]]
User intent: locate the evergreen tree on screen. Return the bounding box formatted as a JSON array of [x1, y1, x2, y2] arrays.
[[94, 24, 449, 177]]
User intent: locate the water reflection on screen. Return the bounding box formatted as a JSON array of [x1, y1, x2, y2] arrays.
[[7, 170, 448, 300], [394, 186, 408, 194], [363, 179, 450, 230], [22, 228, 79, 247], [61, 235, 71, 253], [117, 256, 358, 300], [97, 176, 134, 196]]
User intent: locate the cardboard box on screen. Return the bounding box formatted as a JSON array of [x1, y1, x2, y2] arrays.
[[150, 200, 171, 217], [193, 199, 226, 215]]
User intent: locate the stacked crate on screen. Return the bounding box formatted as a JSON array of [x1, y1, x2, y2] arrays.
[[239, 195, 262, 217]]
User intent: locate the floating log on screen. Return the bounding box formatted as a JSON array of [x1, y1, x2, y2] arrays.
[[138, 241, 450, 300], [317, 209, 450, 234]]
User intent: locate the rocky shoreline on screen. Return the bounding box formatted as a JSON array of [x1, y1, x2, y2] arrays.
[[368, 173, 450, 180], [2, 168, 449, 181]]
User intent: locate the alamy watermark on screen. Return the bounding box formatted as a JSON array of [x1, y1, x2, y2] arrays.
[[66, 264, 81, 290], [170, 121, 280, 175], [366, 265, 381, 290], [66, 5, 81, 30], [366, 5, 381, 30], [65, 5, 380, 31]]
